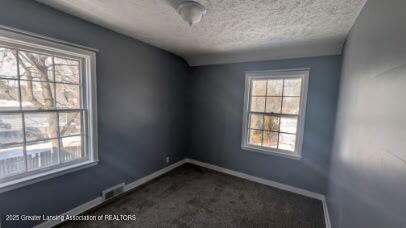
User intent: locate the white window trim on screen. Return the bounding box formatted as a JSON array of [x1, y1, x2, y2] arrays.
[[0, 29, 98, 193], [241, 68, 309, 160]]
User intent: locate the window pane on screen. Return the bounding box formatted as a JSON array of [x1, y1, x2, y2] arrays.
[[21, 80, 55, 109], [283, 78, 302, 96], [27, 139, 59, 170], [0, 144, 25, 178], [249, 114, 263, 130], [59, 111, 81, 137], [250, 97, 265, 112], [54, 57, 80, 84], [0, 79, 20, 110], [0, 47, 18, 79], [265, 97, 282, 113], [278, 133, 296, 151], [248, 129, 262, 146], [263, 131, 278, 149], [267, 79, 283, 96], [25, 113, 58, 142], [61, 136, 83, 162], [251, 80, 267, 96], [282, 97, 300, 115], [0, 114, 23, 145], [264, 115, 279, 132], [280, 117, 298, 134], [19, 51, 53, 81], [56, 83, 80, 109]]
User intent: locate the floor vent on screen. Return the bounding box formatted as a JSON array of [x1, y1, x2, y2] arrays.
[[102, 183, 125, 201]]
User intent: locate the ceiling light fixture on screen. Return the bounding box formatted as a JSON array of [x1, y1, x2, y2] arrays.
[[177, 1, 207, 26]]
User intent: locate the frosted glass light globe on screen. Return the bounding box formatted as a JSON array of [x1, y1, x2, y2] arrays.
[[177, 1, 207, 25]]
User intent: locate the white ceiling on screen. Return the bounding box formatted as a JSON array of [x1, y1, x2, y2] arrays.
[[37, 0, 367, 66]]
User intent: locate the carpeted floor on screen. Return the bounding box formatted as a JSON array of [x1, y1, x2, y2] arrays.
[[60, 163, 325, 227]]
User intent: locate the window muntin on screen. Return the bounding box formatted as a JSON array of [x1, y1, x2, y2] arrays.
[[242, 70, 309, 159], [0, 30, 97, 191]]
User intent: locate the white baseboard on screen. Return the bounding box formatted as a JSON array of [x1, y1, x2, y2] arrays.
[[186, 159, 324, 199], [35, 159, 187, 228], [124, 159, 187, 192], [35, 158, 331, 228], [36, 197, 104, 228], [186, 159, 331, 228], [321, 196, 331, 228]]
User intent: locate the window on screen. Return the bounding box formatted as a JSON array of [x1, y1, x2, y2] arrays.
[[241, 69, 309, 159], [0, 29, 97, 192]]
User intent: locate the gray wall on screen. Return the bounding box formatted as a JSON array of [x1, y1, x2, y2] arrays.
[[326, 0, 406, 227], [188, 55, 342, 194], [0, 0, 189, 227], [7, 0, 406, 227]]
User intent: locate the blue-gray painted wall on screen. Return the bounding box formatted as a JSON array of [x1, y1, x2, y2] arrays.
[[8, 0, 405, 227], [326, 0, 406, 227], [187, 55, 342, 194], [0, 0, 189, 227]]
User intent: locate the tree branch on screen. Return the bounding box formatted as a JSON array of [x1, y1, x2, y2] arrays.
[[8, 52, 44, 108], [22, 53, 54, 108], [60, 112, 80, 136], [17, 55, 45, 108]]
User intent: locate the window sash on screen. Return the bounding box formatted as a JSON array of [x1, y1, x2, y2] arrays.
[[241, 69, 309, 159], [0, 28, 98, 192], [247, 78, 300, 150], [0, 48, 87, 180]]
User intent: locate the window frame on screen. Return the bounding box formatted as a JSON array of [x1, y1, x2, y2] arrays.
[[0, 29, 98, 193], [241, 69, 309, 160]]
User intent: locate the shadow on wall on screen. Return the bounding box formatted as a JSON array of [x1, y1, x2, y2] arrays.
[[328, 64, 406, 227]]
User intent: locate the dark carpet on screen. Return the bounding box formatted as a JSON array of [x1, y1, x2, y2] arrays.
[[59, 163, 325, 227]]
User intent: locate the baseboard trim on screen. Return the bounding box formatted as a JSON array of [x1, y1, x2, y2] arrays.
[[35, 159, 187, 228], [123, 159, 187, 192], [36, 197, 104, 228], [321, 196, 332, 228], [186, 159, 331, 228], [35, 158, 331, 228], [186, 159, 323, 199]]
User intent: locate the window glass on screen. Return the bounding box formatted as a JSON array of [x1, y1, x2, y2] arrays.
[[263, 131, 278, 149], [267, 79, 283, 96], [251, 80, 267, 96], [0, 79, 20, 110], [24, 113, 58, 142], [61, 136, 83, 162], [283, 78, 302, 96], [0, 114, 23, 145], [19, 50, 53, 81], [250, 97, 265, 112], [54, 57, 80, 84], [248, 129, 262, 146], [0, 144, 24, 178], [56, 83, 80, 109], [0, 33, 95, 189], [0, 47, 17, 79], [249, 114, 263, 130], [243, 72, 307, 157], [265, 97, 282, 113], [59, 111, 81, 137], [282, 97, 300, 115], [26, 139, 59, 170]]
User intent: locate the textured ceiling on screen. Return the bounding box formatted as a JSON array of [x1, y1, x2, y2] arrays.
[[37, 0, 367, 66]]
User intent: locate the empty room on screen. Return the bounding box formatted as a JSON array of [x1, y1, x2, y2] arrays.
[[0, 0, 405, 227]]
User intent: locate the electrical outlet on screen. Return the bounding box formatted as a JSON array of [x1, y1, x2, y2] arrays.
[[166, 156, 170, 163]]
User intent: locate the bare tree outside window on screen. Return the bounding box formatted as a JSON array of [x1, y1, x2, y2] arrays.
[[242, 70, 309, 159], [0, 46, 84, 178], [0, 30, 96, 192]]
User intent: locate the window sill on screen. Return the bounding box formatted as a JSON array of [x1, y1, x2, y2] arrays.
[[242, 145, 302, 160], [0, 160, 98, 194]]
